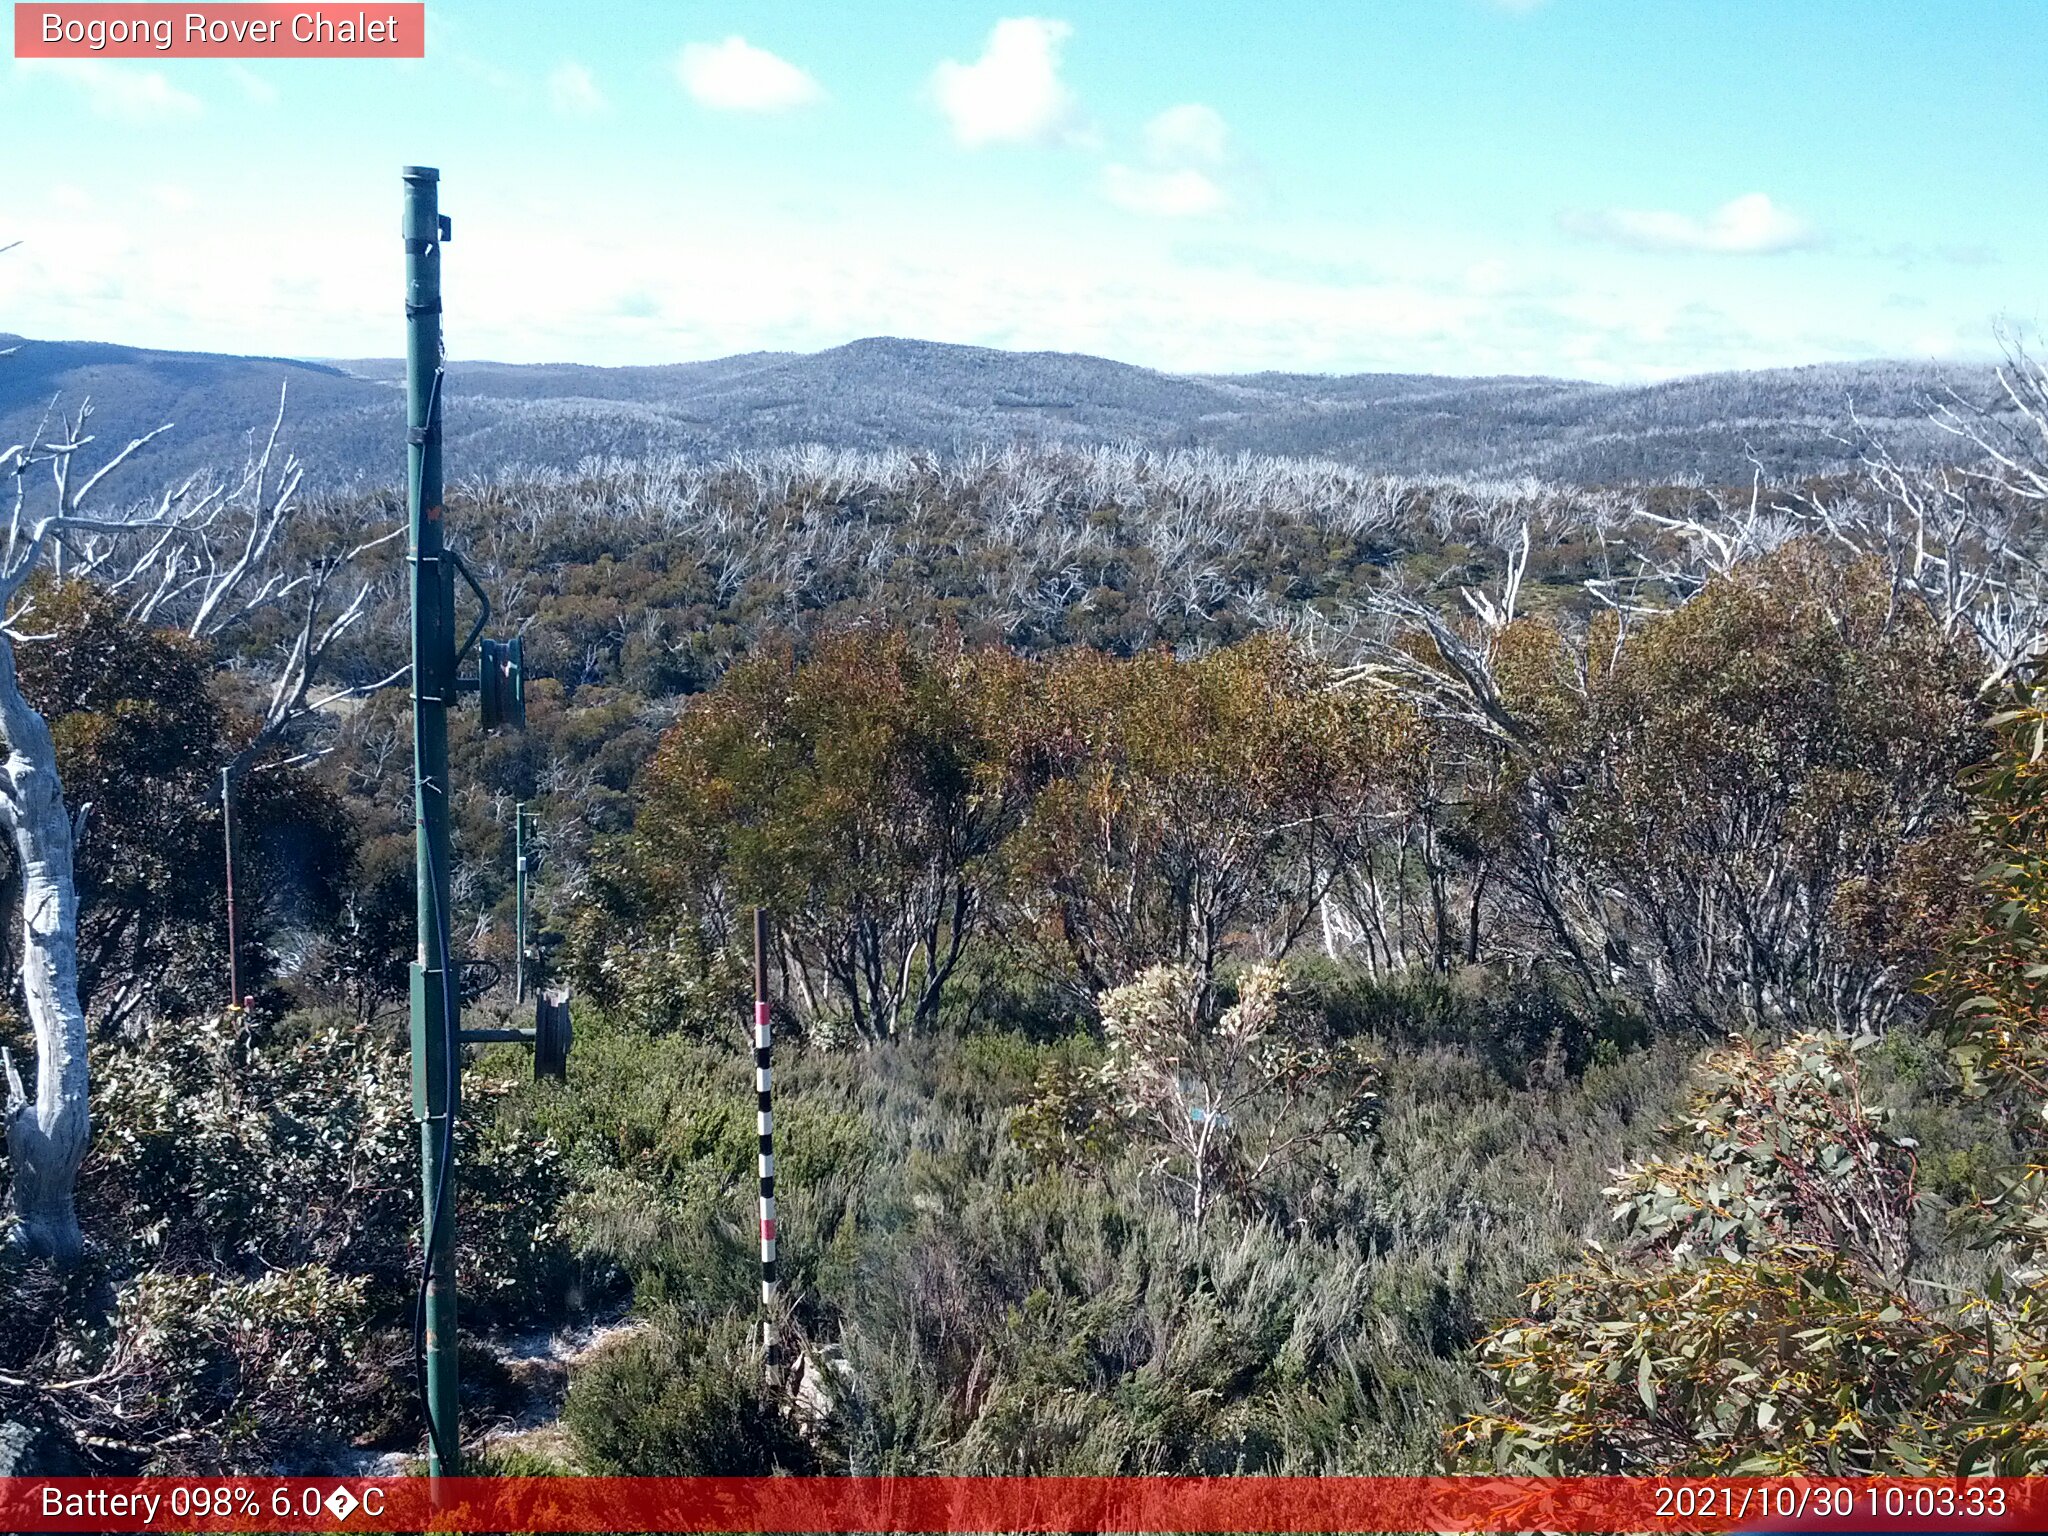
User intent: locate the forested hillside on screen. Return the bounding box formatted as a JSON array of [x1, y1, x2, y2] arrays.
[[0, 332, 1998, 490], [1, 342, 2047, 1480]]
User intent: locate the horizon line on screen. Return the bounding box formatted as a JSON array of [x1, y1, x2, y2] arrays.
[[0, 328, 2004, 393]]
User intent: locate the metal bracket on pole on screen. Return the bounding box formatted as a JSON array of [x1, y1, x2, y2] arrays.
[[449, 548, 490, 667], [457, 991, 569, 1083]]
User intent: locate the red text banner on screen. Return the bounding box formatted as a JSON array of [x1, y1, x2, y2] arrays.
[[0, 1475, 2043, 1533], [14, 4, 424, 59]]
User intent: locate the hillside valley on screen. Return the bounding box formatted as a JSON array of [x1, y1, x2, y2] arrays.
[[0, 332, 1994, 491]]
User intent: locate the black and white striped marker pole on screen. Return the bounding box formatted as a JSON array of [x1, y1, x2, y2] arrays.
[[753, 908, 778, 1380]]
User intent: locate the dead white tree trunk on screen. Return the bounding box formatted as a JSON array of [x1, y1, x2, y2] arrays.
[[0, 631, 87, 1262], [0, 416, 145, 1262], [0, 249, 86, 1257]]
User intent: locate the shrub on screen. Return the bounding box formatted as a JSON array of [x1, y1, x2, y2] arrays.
[[111, 1266, 374, 1469], [592, 628, 1038, 1040], [564, 1315, 816, 1475], [523, 982, 1695, 1477], [24, 1010, 581, 1471], [86, 1012, 574, 1328], [1015, 963, 1388, 1226], [1491, 545, 1980, 1031], [15, 579, 354, 1031], [1450, 1035, 1953, 1472], [87, 1013, 414, 1282]]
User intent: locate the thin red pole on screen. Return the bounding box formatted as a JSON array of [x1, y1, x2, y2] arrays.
[[222, 766, 242, 1009]]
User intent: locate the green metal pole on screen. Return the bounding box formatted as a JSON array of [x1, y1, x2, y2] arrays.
[[403, 164, 461, 1479], [514, 803, 527, 1005]]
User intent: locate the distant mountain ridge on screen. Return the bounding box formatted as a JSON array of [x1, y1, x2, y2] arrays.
[[0, 332, 1993, 491]]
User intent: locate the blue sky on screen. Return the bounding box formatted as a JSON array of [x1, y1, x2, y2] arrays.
[[2, 0, 2041, 380]]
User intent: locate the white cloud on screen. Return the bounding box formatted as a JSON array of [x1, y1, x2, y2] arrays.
[[549, 60, 606, 116], [15, 59, 201, 121], [1562, 193, 1817, 255], [1102, 103, 1232, 218], [1464, 258, 1511, 295], [0, 176, 1976, 390], [1143, 103, 1229, 165], [1101, 164, 1226, 218], [931, 17, 1079, 147], [676, 37, 822, 113]]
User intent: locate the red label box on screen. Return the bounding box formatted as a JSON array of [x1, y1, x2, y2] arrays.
[[14, 3, 425, 58], [0, 1476, 2041, 1533]]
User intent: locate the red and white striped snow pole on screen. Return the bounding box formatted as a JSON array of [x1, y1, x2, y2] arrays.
[[753, 907, 778, 1379]]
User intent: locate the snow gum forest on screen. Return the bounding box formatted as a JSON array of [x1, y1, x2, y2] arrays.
[[4, 332, 2048, 1480]]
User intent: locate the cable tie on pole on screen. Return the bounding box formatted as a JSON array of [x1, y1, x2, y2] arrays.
[[406, 300, 442, 318], [408, 427, 439, 447]]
